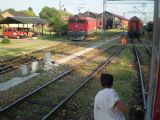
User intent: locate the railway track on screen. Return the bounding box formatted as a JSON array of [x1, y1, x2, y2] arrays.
[[129, 40, 148, 120], [138, 38, 152, 55], [0, 44, 123, 120], [42, 47, 124, 120], [0, 43, 88, 74], [0, 56, 37, 74]]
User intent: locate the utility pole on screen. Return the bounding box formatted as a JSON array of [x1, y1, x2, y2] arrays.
[[113, 11, 114, 28], [59, 0, 65, 11], [59, 1, 61, 11], [102, 0, 106, 34], [141, 3, 147, 24], [123, 12, 126, 28]]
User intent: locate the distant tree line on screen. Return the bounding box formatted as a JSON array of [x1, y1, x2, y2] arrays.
[[0, 7, 36, 18]]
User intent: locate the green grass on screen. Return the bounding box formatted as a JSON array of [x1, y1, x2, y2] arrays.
[[107, 47, 135, 100], [38, 34, 69, 41], [38, 28, 125, 41], [0, 39, 60, 59], [96, 28, 127, 36]]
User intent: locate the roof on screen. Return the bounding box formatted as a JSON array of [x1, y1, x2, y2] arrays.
[[113, 13, 128, 21], [69, 16, 96, 21], [9, 11, 29, 17], [78, 11, 98, 19], [80, 11, 98, 16], [130, 16, 141, 20], [0, 16, 48, 24], [98, 11, 128, 21]]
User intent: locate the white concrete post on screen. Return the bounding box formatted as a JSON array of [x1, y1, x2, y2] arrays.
[[44, 52, 52, 69], [21, 64, 29, 75], [31, 61, 39, 73]]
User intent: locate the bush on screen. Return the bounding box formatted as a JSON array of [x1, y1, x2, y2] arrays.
[[61, 24, 68, 35], [1, 38, 11, 44]]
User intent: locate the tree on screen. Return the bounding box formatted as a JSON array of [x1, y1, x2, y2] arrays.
[[5, 8, 15, 13], [28, 7, 33, 11], [39, 6, 68, 35], [22, 7, 36, 16], [22, 10, 36, 17], [0, 10, 3, 20]]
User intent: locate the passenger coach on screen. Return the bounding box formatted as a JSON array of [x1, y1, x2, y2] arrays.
[[128, 16, 143, 38]]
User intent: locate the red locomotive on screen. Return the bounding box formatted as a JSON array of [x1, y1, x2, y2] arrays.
[[68, 16, 97, 40], [128, 16, 143, 37]]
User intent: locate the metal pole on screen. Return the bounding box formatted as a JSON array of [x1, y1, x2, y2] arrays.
[[59, 1, 61, 11], [102, 0, 105, 34], [42, 24, 43, 37], [113, 12, 114, 28]]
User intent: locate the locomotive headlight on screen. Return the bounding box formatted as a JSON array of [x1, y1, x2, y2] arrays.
[[13, 32, 17, 35]]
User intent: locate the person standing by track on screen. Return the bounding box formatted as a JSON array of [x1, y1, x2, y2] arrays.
[[121, 31, 127, 45], [94, 73, 130, 120]]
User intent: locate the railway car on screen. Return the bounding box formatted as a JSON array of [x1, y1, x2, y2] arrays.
[[145, 0, 160, 120], [68, 16, 97, 40], [147, 21, 153, 32], [128, 16, 143, 38]]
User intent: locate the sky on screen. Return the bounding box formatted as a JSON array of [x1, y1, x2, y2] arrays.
[[0, 0, 154, 22]]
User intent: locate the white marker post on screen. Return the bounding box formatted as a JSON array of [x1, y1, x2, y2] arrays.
[[21, 64, 29, 75], [31, 61, 39, 73], [44, 52, 53, 70]]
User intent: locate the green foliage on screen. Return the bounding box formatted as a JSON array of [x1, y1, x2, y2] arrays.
[[60, 10, 72, 17], [22, 10, 36, 17], [5, 8, 15, 13], [4, 7, 36, 17], [1, 38, 11, 44], [60, 24, 68, 35], [39, 6, 70, 36], [28, 7, 33, 11], [0, 10, 3, 20], [21, 7, 36, 17]]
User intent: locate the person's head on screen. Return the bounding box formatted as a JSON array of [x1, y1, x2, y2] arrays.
[[100, 73, 113, 88]]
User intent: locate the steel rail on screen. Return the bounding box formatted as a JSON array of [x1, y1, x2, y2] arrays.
[[0, 42, 118, 113], [138, 38, 152, 55], [42, 46, 125, 120], [134, 48, 147, 109]]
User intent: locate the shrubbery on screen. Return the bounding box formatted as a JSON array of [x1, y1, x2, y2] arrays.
[[39, 7, 71, 36], [1, 38, 11, 44]]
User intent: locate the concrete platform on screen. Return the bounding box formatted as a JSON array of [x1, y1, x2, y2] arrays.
[[0, 73, 39, 91]]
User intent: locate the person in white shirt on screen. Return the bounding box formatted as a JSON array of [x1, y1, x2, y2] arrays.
[[94, 73, 130, 120]]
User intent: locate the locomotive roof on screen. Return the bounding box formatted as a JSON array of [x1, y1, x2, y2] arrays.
[[69, 16, 96, 21], [130, 16, 141, 21]]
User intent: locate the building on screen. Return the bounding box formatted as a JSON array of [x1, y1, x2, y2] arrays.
[[2, 11, 32, 28], [2, 11, 29, 18], [97, 11, 128, 29], [78, 11, 128, 29]]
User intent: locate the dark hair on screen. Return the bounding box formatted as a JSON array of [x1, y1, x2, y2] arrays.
[[100, 73, 113, 88]]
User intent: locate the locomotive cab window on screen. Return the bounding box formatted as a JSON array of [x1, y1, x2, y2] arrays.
[[69, 19, 76, 23], [77, 20, 86, 23]]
